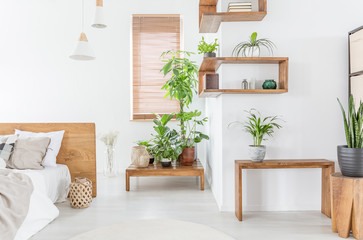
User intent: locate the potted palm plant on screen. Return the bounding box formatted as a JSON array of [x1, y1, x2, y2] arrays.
[[229, 109, 283, 162], [232, 32, 275, 57], [161, 50, 209, 165], [151, 114, 182, 167], [337, 95, 363, 177], [177, 110, 209, 166], [198, 37, 219, 57]]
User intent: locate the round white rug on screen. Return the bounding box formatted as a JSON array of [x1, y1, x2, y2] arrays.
[[70, 219, 235, 240]]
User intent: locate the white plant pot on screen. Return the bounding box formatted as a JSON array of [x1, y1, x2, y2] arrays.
[[161, 158, 171, 167], [246, 47, 260, 57], [131, 146, 150, 167], [248, 145, 266, 162]]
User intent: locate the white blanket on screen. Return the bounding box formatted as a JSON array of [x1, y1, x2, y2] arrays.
[[14, 170, 59, 240]]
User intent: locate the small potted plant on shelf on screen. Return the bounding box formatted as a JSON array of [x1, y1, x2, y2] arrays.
[[198, 37, 219, 57], [229, 109, 283, 162], [232, 32, 275, 57], [337, 95, 363, 177], [136, 140, 155, 164], [151, 114, 182, 167], [177, 110, 209, 166]]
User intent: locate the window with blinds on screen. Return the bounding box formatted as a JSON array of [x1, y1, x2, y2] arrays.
[[131, 14, 182, 120]]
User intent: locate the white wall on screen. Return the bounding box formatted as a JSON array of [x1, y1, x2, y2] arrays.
[[0, 0, 205, 173], [205, 0, 363, 211]]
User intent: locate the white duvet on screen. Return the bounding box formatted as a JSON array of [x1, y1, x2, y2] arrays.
[[13, 170, 59, 240]]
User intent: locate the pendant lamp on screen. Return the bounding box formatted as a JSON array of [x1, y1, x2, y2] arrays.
[[92, 0, 106, 28], [70, 0, 96, 60]]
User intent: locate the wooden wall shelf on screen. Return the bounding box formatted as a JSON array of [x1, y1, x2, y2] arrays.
[[198, 57, 289, 97], [200, 89, 287, 98], [199, 0, 267, 33]]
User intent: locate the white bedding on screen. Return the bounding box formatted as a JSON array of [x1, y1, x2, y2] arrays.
[[14, 170, 59, 240], [13, 164, 71, 203], [10, 164, 71, 239]]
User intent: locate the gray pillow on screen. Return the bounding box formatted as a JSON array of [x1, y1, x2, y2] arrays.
[[7, 137, 51, 170], [0, 134, 18, 163]]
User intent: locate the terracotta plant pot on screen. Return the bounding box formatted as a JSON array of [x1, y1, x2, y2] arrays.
[[180, 147, 195, 166]]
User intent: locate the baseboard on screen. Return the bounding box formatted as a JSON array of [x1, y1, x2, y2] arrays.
[[219, 204, 320, 212]]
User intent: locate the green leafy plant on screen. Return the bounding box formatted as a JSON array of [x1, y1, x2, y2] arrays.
[[160, 50, 199, 141], [136, 140, 155, 156], [150, 113, 183, 162], [337, 95, 363, 148], [232, 32, 276, 57], [198, 37, 219, 54], [229, 109, 283, 146], [177, 110, 209, 148]]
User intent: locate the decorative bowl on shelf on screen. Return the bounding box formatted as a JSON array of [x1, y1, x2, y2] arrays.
[[262, 79, 277, 89]]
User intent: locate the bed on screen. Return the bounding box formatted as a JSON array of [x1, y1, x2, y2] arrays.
[[0, 123, 97, 197], [0, 123, 96, 240]]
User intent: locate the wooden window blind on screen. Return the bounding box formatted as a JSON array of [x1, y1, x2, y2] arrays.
[[132, 14, 182, 120]]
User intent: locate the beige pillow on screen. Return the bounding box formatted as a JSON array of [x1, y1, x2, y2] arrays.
[[7, 137, 51, 170]]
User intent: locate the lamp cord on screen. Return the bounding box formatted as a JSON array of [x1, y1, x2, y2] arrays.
[[81, 0, 84, 32]]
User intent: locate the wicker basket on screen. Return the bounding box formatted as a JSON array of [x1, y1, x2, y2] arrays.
[[69, 177, 93, 209]]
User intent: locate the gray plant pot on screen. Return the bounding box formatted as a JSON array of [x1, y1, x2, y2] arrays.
[[248, 145, 266, 162], [337, 145, 363, 177], [204, 52, 216, 58]]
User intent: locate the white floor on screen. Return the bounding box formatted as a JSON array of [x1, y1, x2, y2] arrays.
[[32, 174, 346, 240]]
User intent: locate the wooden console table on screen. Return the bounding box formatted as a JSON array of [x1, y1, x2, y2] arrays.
[[126, 160, 204, 191], [235, 159, 335, 221]]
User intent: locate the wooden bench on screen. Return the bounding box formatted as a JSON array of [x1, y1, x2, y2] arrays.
[[126, 160, 204, 191], [235, 159, 335, 221]]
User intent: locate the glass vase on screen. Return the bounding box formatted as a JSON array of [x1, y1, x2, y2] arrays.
[[104, 146, 116, 177]]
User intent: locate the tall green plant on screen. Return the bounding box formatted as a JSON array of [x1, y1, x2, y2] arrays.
[[177, 110, 209, 148], [160, 50, 199, 140], [229, 109, 283, 146], [337, 95, 363, 148]]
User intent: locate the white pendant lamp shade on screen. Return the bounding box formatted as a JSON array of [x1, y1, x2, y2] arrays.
[[69, 32, 96, 60], [92, 0, 106, 28]]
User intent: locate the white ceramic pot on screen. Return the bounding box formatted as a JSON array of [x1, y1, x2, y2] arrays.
[[131, 146, 150, 167], [248, 145, 266, 162], [246, 46, 260, 57]]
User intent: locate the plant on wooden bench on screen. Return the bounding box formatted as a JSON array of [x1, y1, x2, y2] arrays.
[[228, 109, 283, 162], [160, 50, 209, 165], [150, 113, 182, 167]]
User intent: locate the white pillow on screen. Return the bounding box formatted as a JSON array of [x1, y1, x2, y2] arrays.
[[15, 129, 65, 167]]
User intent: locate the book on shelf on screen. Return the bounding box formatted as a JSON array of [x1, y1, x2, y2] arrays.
[[228, 2, 252, 6], [228, 8, 252, 12], [228, 6, 252, 9]]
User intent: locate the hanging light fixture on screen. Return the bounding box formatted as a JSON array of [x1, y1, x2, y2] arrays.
[[92, 0, 106, 29], [70, 0, 96, 60]]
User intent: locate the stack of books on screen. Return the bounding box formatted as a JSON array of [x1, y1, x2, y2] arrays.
[[228, 2, 252, 12]]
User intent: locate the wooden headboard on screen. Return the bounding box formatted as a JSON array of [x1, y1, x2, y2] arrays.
[[0, 123, 97, 197]]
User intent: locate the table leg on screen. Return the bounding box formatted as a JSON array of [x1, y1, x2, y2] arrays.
[[235, 165, 243, 221], [322, 165, 334, 217], [200, 173, 204, 191], [126, 171, 130, 191]]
